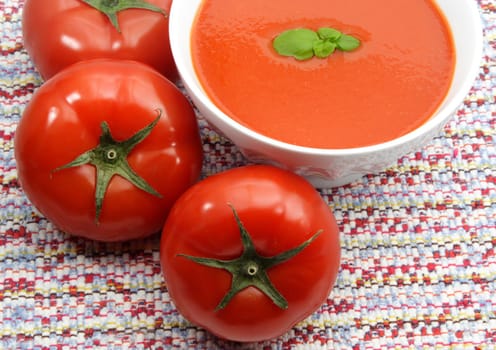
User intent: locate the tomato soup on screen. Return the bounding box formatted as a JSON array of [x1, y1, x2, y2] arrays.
[[191, 0, 455, 149]]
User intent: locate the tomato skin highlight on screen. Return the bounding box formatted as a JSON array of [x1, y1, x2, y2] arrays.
[[160, 165, 341, 342], [22, 0, 177, 81], [14, 59, 203, 241]]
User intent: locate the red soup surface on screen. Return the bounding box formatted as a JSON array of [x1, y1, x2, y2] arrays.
[[192, 0, 455, 149]]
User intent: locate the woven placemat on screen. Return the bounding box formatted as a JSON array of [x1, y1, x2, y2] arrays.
[[1, 0, 495, 349]]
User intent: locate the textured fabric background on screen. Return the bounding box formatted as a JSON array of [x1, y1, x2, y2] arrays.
[[1, 0, 495, 349]]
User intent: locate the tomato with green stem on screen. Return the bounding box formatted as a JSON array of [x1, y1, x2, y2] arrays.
[[160, 165, 341, 342], [14, 59, 203, 241], [22, 0, 177, 81]]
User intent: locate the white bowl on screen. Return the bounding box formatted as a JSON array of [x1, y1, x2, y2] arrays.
[[170, 0, 483, 188]]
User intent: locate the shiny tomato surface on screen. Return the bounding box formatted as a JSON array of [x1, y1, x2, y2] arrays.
[[22, 0, 177, 81], [14, 59, 203, 241], [160, 165, 341, 342]]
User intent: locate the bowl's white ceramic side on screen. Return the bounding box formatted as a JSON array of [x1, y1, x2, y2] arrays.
[[170, 0, 483, 188]]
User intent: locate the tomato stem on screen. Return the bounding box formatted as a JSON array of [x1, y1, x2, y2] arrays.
[[178, 205, 322, 311], [246, 263, 259, 276], [79, 0, 167, 33], [106, 149, 118, 161], [52, 110, 163, 223]]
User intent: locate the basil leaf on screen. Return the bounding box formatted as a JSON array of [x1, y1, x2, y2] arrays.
[[273, 28, 319, 60], [313, 39, 336, 58], [273, 27, 361, 60], [317, 27, 342, 42], [337, 34, 361, 51]]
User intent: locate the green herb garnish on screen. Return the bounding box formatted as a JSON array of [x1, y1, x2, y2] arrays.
[[273, 27, 361, 60]]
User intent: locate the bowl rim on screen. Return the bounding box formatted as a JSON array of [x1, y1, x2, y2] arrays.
[[170, 0, 484, 157]]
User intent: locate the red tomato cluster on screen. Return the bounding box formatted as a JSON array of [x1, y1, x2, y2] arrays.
[[17, 0, 342, 343]]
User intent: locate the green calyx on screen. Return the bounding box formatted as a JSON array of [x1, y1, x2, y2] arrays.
[[53, 110, 163, 223], [178, 205, 322, 311], [79, 0, 167, 33]]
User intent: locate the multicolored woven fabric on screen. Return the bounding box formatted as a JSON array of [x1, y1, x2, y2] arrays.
[[1, 0, 495, 349]]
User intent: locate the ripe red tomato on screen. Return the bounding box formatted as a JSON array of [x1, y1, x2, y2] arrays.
[[22, 0, 177, 81], [14, 59, 203, 241], [160, 165, 341, 342]]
